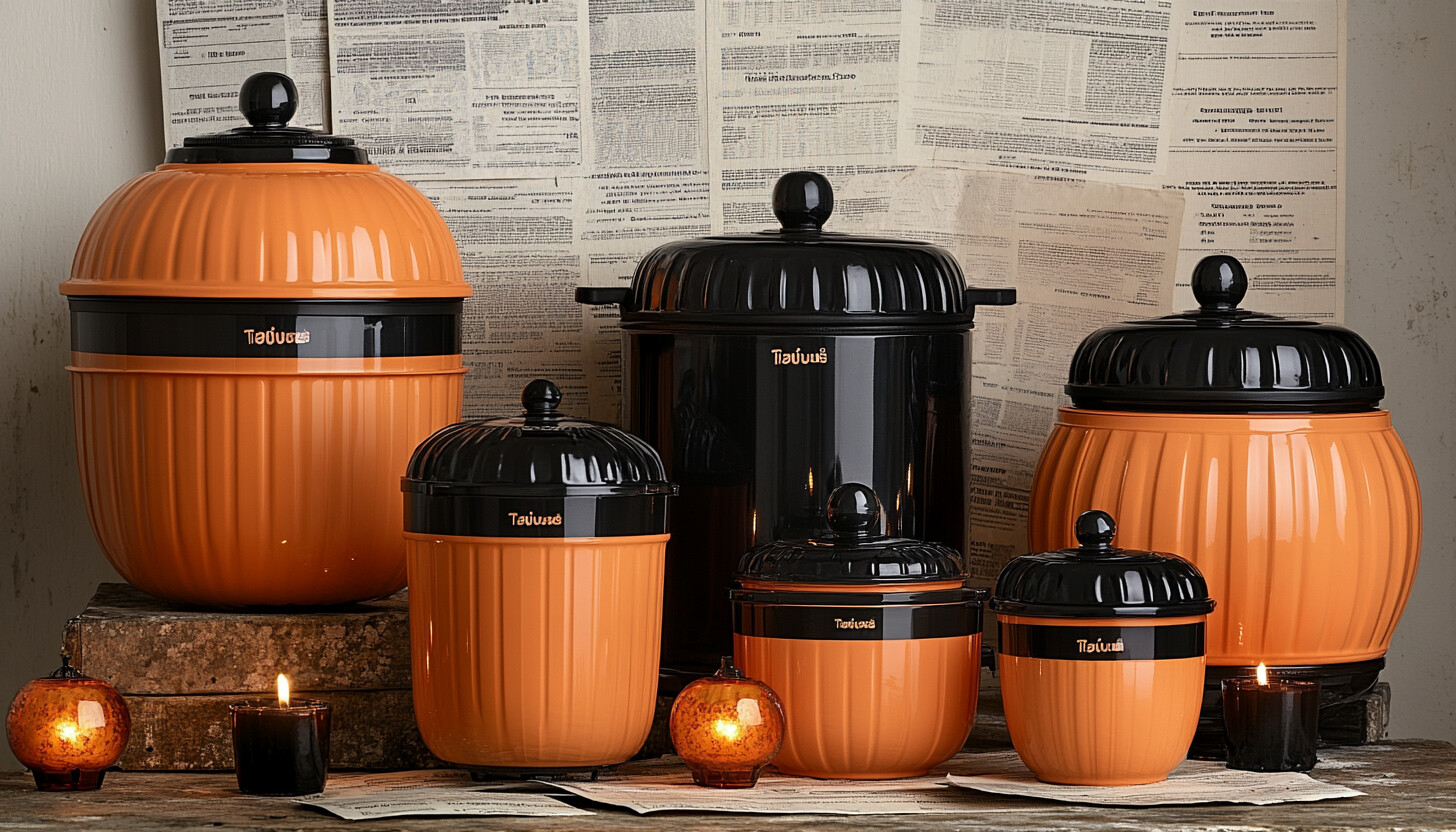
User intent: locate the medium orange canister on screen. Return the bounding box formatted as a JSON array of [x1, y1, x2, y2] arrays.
[[732, 484, 985, 780], [993, 510, 1215, 786], [403, 380, 676, 776], [62, 73, 468, 606], [1029, 255, 1421, 738]]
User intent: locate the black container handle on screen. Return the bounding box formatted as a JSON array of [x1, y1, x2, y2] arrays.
[[965, 287, 1017, 307], [575, 287, 631, 306]]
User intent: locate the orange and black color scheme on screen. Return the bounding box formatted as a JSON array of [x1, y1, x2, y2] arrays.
[[993, 510, 1215, 786], [402, 380, 676, 776], [62, 73, 468, 606], [732, 483, 985, 779]]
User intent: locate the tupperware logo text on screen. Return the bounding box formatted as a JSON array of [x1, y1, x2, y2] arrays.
[[244, 327, 310, 345], [1076, 637, 1125, 654], [834, 618, 876, 630], [771, 347, 828, 366], [507, 511, 563, 527]]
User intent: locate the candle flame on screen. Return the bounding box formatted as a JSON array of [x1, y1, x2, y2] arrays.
[[278, 674, 291, 708], [712, 719, 741, 742], [1256, 662, 1268, 685], [55, 722, 80, 742]]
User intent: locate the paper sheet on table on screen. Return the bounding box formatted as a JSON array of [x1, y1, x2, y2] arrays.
[[946, 751, 1364, 807], [294, 771, 593, 820], [552, 770, 996, 815]]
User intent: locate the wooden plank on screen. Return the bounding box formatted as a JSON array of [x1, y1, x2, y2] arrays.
[[63, 583, 411, 694]]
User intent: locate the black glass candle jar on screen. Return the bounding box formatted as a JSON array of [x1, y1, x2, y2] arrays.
[[230, 696, 332, 796], [1222, 673, 1320, 772]]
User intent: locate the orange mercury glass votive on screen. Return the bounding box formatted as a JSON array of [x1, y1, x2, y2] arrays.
[[669, 657, 785, 787], [6, 656, 131, 790]]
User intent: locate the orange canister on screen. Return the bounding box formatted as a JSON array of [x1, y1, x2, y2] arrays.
[[1029, 255, 1421, 723], [62, 73, 468, 606], [403, 380, 676, 776], [732, 484, 985, 780], [993, 510, 1216, 786]]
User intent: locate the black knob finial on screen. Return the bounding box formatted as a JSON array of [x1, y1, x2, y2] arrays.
[[521, 379, 562, 415], [1191, 254, 1248, 311], [1074, 510, 1117, 551], [827, 483, 882, 539], [239, 72, 298, 129], [773, 171, 834, 231]]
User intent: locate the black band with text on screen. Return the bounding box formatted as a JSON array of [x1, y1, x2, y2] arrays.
[[998, 622, 1204, 661], [734, 601, 980, 641], [70, 298, 461, 359], [404, 492, 669, 538]]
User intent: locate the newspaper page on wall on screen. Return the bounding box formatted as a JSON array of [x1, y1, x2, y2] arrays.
[[156, 0, 1346, 579]]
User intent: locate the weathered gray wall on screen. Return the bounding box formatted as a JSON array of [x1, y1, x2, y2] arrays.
[[1, 0, 1452, 771]]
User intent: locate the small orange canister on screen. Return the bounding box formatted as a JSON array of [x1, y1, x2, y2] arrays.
[[732, 483, 985, 780], [993, 510, 1215, 786], [403, 380, 676, 776], [63, 73, 468, 606]]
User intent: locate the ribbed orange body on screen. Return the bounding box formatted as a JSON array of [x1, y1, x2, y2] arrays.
[[998, 614, 1204, 786], [71, 355, 461, 606], [735, 632, 980, 779], [1029, 409, 1422, 666], [406, 533, 667, 770]]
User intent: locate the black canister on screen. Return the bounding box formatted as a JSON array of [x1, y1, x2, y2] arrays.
[[578, 171, 1015, 677]]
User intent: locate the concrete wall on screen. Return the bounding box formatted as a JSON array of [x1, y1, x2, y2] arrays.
[[1, 0, 1451, 770]]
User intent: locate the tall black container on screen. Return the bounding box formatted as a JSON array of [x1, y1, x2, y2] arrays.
[[578, 171, 1014, 678]]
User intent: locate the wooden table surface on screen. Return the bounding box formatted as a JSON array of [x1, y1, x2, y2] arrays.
[[3, 740, 1454, 831]]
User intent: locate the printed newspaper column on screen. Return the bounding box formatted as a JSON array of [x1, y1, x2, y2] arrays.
[[707, 0, 905, 232], [1165, 0, 1345, 318], [580, 0, 711, 421], [897, 0, 1176, 180], [875, 169, 1183, 581], [327, 0, 589, 179], [419, 179, 589, 418]]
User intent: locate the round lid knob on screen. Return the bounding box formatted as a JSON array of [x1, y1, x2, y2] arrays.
[[1191, 254, 1248, 312], [1073, 510, 1116, 554], [826, 483, 883, 540], [772, 171, 834, 231], [238, 72, 298, 129], [521, 378, 563, 416]]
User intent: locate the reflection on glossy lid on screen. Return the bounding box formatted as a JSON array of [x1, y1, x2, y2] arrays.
[[736, 483, 966, 584], [991, 510, 1215, 618]]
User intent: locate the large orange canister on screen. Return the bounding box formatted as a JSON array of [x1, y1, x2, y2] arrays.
[[732, 484, 985, 780], [993, 510, 1216, 786], [403, 380, 676, 776], [61, 73, 469, 606], [1028, 256, 1421, 741]]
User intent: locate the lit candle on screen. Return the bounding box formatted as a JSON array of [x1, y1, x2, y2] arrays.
[[229, 673, 332, 795], [668, 657, 785, 788], [1221, 662, 1320, 772], [5, 656, 131, 791]]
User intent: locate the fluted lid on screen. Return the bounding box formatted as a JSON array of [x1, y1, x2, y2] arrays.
[[579, 172, 1015, 329], [165, 73, 368, 164], [736, 483, 966, 584], [991, 511, 1215, 618], [403, 380, 675, 497], [1066, 255, 1382, 412]]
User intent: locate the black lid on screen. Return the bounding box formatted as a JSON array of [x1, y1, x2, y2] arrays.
[[990, 510, 1215, 618], [735, 483, 966, 585], [165, 73, 369, 165], [580, 172, 1015, 330], [404, 379, 674, 498], [1066, 255, 1383, 413]]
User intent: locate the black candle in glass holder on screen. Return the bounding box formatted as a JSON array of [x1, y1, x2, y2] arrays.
[[1222, 663, 1319, 772], [230, 674, 331, 796]]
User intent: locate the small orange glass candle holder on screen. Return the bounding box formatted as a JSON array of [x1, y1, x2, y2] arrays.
[[6, 656, 131, 791], [669, 656, 785, 788]]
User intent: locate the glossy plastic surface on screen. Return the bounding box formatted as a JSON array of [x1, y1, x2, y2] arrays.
[[1029, 408, 1422, 666], [668, 657, 785, 787], [735, 631, 980, 779], [407, 534, 667, 770], [997, 614, 1205, 786], [64, 163, 467, 299], [71, 356, 463, 606], [630, 330, 970, 675], [6, 660, 131, 791]]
